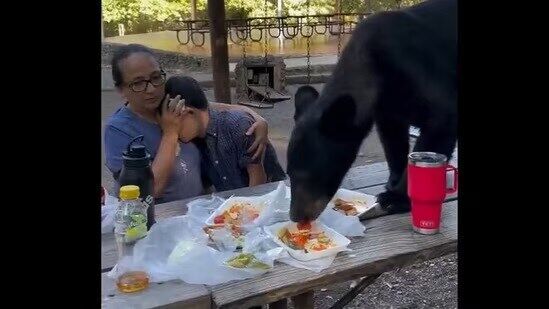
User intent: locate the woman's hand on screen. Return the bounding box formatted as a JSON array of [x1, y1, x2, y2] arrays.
[[246, 117, 268, 161], [156, 94, 185, 137]]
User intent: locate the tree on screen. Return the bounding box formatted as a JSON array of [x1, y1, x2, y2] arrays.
[[103, 0, 205, 36], [102, 0, 424, 37]]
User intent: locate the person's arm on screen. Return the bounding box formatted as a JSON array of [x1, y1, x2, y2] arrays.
[[104, 96, 185, 199], [151, 132, 178, 197], [232, 114, 269, 187], [247, 163, 267, 187], [210, 102, 268, 160], [210, 102, 265, 123], [152, 95, 186, 197]]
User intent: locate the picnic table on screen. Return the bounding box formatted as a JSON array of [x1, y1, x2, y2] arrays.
[[101, 156, 458, 308]]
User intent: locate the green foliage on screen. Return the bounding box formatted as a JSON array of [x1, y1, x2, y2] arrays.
[[102, 0, 424, 36]]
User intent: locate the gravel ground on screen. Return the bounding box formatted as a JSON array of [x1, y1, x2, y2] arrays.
[[298, 253, 457, 309]]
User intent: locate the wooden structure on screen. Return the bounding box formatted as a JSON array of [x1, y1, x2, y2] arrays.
[[234, 55, 291, 107], [208, 0, 231, 103], [102, 155, 458, 308]]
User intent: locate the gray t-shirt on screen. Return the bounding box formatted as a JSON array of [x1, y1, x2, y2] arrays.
[[104, 105, 203, 203]]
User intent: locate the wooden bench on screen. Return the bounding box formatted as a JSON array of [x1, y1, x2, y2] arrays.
[[102, 158, 457, 308]]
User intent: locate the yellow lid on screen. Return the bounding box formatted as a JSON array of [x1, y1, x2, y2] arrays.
[[119, 185, 140, 200]]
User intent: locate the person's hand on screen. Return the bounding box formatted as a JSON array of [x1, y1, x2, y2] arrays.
[[156, 94, 185, 137], [246, 117, 268, 161]]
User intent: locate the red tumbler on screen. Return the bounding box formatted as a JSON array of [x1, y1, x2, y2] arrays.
[[408, 152, 458, 234]]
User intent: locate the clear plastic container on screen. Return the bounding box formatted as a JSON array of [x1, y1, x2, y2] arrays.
[[116, 271, 150, 293], [114, 185, 149, 293]]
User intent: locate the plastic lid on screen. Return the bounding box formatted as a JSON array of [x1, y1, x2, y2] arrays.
[[408, 152, 447, 167], [125, 144, 147, 158], [119, 185, 140, 200], [122, 137, 151, 168]]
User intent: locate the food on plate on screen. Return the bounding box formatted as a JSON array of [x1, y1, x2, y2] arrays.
[[225, 253, 270, 269], [203, 202, 261, 249], [212, 202, 260, 225], [277, 223, 335, 252], [332, 198, 367, 216], [203, 224, 243, 239], [203, 224, 245, 249]]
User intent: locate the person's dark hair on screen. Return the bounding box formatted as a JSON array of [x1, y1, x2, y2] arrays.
[[111, 44, 156, 87], [164, 75, 209, 111]]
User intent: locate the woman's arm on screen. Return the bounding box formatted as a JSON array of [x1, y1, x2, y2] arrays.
[[210, 102, 268, 160], [152, 95, 186, 197]]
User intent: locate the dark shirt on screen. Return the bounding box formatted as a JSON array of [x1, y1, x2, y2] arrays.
[[195, 109, 286, 192]]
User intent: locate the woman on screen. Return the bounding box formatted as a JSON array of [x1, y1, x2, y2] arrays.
[[104, 44, 270, 203]]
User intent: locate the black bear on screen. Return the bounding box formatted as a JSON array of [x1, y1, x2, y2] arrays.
[[287, 0, 457, 222]]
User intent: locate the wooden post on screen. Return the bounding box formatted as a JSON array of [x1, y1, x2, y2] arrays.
[[207, 0, 231, 103], [191, 0, 197, 20], [277, 0, 284, 17]]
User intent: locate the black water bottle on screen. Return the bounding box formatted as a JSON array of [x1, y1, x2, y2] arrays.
[[118, 135, 156, 230]]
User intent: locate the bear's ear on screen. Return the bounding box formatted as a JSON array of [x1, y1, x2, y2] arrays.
[[319, 94, 361, 141], [294, 85, 319, 121]]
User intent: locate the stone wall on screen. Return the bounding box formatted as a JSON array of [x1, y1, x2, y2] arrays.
[[102, 42, 211, 72]]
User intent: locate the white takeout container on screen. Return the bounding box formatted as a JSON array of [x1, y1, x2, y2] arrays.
[[264, 221, 350, 261], [328, 188, 377, 217], [205, 196, 268, 226]]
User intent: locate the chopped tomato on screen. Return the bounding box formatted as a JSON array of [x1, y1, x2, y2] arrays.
[[291, 234, 308, 248], [213, 215, 225, 224], [297, 221, 311, 230]]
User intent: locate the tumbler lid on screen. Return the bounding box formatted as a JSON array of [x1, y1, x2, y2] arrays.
[[408, 152, 447, 168]]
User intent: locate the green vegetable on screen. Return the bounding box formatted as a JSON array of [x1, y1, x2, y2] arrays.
[[226, 253, 270, 269], [125, 223, 147, 242], [318, 236, 330, 244]]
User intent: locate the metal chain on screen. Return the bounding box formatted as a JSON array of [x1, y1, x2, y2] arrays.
[[337, 0, 343, 58], [337, 28, 342, 58], [306, 0, 311, 84], [237, 35, 249, 104], [260, 0, 270, 104]]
